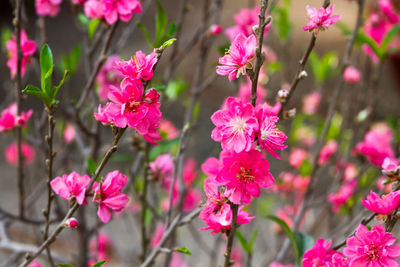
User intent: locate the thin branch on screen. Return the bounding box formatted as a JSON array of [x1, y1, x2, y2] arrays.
[[223, 204, 238, 267]]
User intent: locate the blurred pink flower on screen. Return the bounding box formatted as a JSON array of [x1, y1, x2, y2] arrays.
[[377, 176, 392, 193], [159, 119, 179, 140], [84, 0, 105, 19], [93, 170, 129, 223], [27, 260, 42, 267], [216, 34, 256, 81], [35, 0, 62, 17], [149, 153, 174, 189], [116, 50, 157, 81], [343, 66, 361, 84], [327, 180, 357, 212], [382, 157, 400, 177], [269, 262, 293, 267], [343, 163, 358, 182], [362, 190, 400, 215], [303, 5, 341, 34], [6, 30, 36, 79], [302, 91, 321, 115], [150, 223, 165, 248], [90, 232, 112, 254], [64, 123, 76, 144], [295, 126, 316, 147], [211, 97, 258, 153], [50, 171, 91, 205], [0, 102, 33, 133], [289, 148, 307, 168], [169, 253, 188, 267], [231, 248, 244, 267], [318, 140, 338, 165], [102, 0, 142, 25], [96, 55, 123, 102], [343, 224, 400, 266], [237, 79, 266, 105], [5, 141, 36, 166]]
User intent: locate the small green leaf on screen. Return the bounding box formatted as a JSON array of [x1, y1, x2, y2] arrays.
[[165, 78, 187, 100], [77, 13, 90, 26], [166, 23, 178, 38], [380, 24, 400, 59], [160, 38, 176, 50], [52, 70, 69, 98], [87, 157, 97, 175], [88, 19, 100, 40], [91, 260, 107, 267], [356, 32, 380, 59], [175, 247, 192, 256], [155, 0, 168, 47], [267, 215, 300, 264], [248, 229, 258, 252], [1, 27, 12, 49], [295, 232, 314, 257], [23, 84, 51, 105], [299, 159, 312, 177], [137, 22, 154, 48], [58, 45, 82, 75], [272, 4, 292, 43], [59, 264, 75, 267], [40, 44, 54, 96], [235, 230, 250, 253]]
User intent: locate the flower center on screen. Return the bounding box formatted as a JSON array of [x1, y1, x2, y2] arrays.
[[365, 244, 380, 261], [125, 97, 141, 113], [237, 167, 254, 182], [230, 117, 246, 133]]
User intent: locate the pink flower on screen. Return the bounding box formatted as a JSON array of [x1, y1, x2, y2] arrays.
[[303, 238, 344, 267], [64, 123, 76, 144], [5, 142, 36, 166], [84, 0, 105, 19], [343, 224, 400, 266], [318, 140, 338, 165], [256, 106, 287, 159], [216, 34, 257, 81], [102, 0, 142, 25], [225, 6, 269, 41], [231, 248, 244, 267], [269, 262, 293, 267], [289, 149, 307, 168], [116, 50, 158, 81], [93, 170, 129, 223], [302, 91, 321, 115], [216, 149, 274, 204], [208, 24, 222, 35], [343, 66, 361, 84], [327, 180, 357, 212], [150, 224, 165, 248], [64, 217, 79, 228], [382, 157, 400, 177], [96, 55, 123, 102], [27, 260, 42, 267], [35, 0, 62, 17], [237, 79, 266, 105], [0, 102, 33, 132], [362, 190, 400, 215], [211, 97, 258, 153], [199, 178, 254, 234], [169, 253, 188, 267], [343, 163, 358, 182], [353, 124, 394, 166], [149, 154, 174, 189], [94, 78, 162, 144], [159, 119, 179, 140], [303, 5, 341, 34], [89, 232, 112, 254], [50, 171, 91, 205], [162, 186, 201, 213], [6, 30, 36, 79]]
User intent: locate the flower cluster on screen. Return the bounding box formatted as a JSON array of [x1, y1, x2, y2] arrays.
[[0, 102, 33, 133], [94, 50, 163, 144], [84, 0, 142, 25], [5, 142, 36, 166], [6, 30, 36, 79], [35, 0, 62, 17], [303, 5, 341, 34]]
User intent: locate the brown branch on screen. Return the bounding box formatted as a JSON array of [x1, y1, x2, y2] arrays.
[[223, 204, 239, 267]]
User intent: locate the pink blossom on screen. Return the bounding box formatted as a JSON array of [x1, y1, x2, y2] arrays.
[[159, 119, 179, 140], [302, 91, 321, 115], [72, 0, 85, 4], [382, 157, 400, 177], [35, 0, 62, 17], [150, 223, 165, 248], [96, 55, 123, 102], [256, 106, 287, 159], [343, 224, 400, 266], [183, 158, 199, 186], [208, 24, 222, 35], [362, 190, 400, 215], [84, 0, 105, 19], [289, 148, 307, 168], [327, 180, 357, 212], [211, 97, 258, 153], [343, 66, 361, 84], [27, 260, 42, 267], [318, 140, 338, 165], [237, 79, 266, 105], [295, 126, 316, 147], [149, 154, 174, 189], [303, 5, 341, 34], [116, 50, 157, 81], [169, 253, 188, 267], [93, 170, 129, 223], [353, 124, 394, 166], [64, 217, 79, 228], [269, 262, 293, 267], [231, 248, 244, 267], [162, 186, 201, 213], [225, 6, 269, 41], [94, 78, 162, 144], [102, 0, 142, 25], [303, 238, 344, 267], [6, 30, 36, 79], [63, 123, 76, 143], [89, 232, 112, 255], [5, 141, 36, 166], [216, 34, 257, 81], [216, 149, 274, 204], [0, 102, 33, 132], [50, 171, 91, 205]]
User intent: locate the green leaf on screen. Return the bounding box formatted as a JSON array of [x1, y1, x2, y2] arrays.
[[380, 24, 400, 58], [88, 19, 100, 40], [235, 230, 250, 253], [149, 139, 179, 161], [52, 70, 69, 98], [160, 38, 176, 50], [266, 215, 300, 264], [175, 247, 192, 256], [137, 22, 154, 48], [360, 167, 379, 188], [165, 78, 188, 100], [58, 45, 82, 75], [77, 13, 90, 26], [356, 31, 380, 59], [326, 113, 342, 140], [295, 232, 314, 257], [248, 230, 258, 252], [272, 4, 292, 43], [166, 23, 178, 38], [267, 61, 282, 73], [155, 0, 168, 47], [23, 84, 51, 105], [59, 264, 74, 267], [40, 44, 54, 96], [299, 159, 312, 177], [1, 27, 12, 49], [91, 260, 107, 267], [87, 157, 97, 175]]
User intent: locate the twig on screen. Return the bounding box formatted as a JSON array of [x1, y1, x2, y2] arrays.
[[223, 204, 239, 267], [140, 142, 151, 261]]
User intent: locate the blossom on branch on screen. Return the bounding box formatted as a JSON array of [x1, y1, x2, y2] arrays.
[[303, 5, 341, 34], [6, 30, 36, 79], [361, 190, 400, 215], [0, 102, 33, 133], [50, 172, 91, 205]]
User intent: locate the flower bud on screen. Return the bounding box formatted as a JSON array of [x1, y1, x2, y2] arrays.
[[298, 70, 308, 79], [277, 89, 289, 102], [343, 66, 361, 84], [283, 108, 296, 119], [208, 24, 222, 35], [144, 88, 160, 103], [64, 217, 78, 229]]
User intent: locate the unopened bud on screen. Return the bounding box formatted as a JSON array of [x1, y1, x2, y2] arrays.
[[252, 25, 259, 36], [64, 217, 78, 229], [277, 89, 289, 102], [283, 108, 296, 119], [208, 24, 222, 35], [298, 70, 308, 79]]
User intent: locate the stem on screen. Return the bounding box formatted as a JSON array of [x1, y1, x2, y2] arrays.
[[223, 204, 239, 267], [140, 142, 150, 261]]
